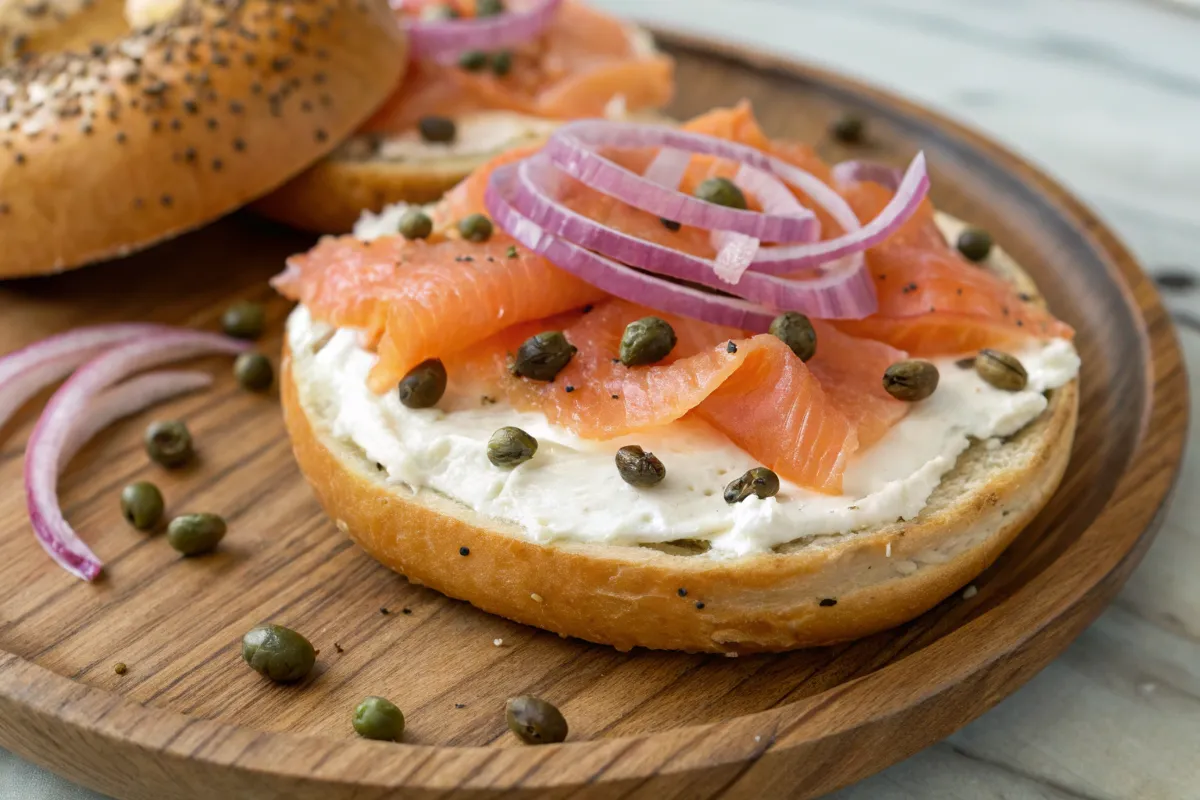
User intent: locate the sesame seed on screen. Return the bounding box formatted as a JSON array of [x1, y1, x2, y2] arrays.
[[819, 598, 837, 607], [695, 601, 705, 610], [530, 593, 543, 603], [677, 588, 687, 597], [459, 546, 470, 556], [493, 638, 504, 647], [160, 194, 172, 207]]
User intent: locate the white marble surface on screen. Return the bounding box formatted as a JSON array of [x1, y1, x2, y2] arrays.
[[3, 0, 1198, 797]]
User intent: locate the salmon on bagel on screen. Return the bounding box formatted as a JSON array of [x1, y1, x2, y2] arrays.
[[0, 0, 408, 278], [255, 0, 675, 233]]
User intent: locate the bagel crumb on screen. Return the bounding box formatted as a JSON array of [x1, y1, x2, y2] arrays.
[[962, 585, 978, 599], [493, 638, 503, 647], [724, 651, 738, 658]]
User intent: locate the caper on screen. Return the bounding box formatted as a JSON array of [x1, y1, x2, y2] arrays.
[[241, 623, 316, 683], [882, 360, 940, 401], [120, 481, 164, 531], [487, 426, 537, 468], [234, 352, 274, 392], [724, 467, 780, 504], [615, 445, 666, 487], [956, 227, 993, 263], [511, 331, 576, 381], [398, 208, 434, 240], [144, 420, 193, 468], [476, 0, 504, 15], [417, 116, 456, 145], [166, 513, 226, 556], [619, 316, 676, 366], [458, 213, 494, 242], [831, 113, 865, 143], [975, 349, 1028, 392], [398, 358, 447, 408], [693, 177, 747, 210], [458, 50, 488, 72], [491, 50, 513, 77], [352, 696, 406, 742], [221, 301, 266, 340], [505, 695, 568, 745], [769, 312, 817, 362]]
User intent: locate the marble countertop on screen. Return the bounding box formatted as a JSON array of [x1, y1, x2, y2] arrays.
[[3, 0, 1197, 797]]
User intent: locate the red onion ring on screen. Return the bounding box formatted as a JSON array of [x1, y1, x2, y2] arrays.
[[831, 160, 904, 190], [544, 121, 820, 243], [0, 324, 171, 433], [486, 164, 777, 329], [506, 156, 878, 317], [399, 0, 564, 60], [25, 332, 247, 581]]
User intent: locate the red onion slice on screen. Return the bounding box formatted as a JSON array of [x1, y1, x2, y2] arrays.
[[25, 332, 247, 581], [0, 324, 171, 433], [831, 160, 904, 190], [504, 156, 879, 318], [745, 153, 929, 271], [641, 147, 691, 189], [400, 0, 564, 60], [545, 121, 820, 243], [487, 165, 777, 329]]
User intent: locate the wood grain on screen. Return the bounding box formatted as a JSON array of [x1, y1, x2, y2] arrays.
[[0, 31, 1185, 800]]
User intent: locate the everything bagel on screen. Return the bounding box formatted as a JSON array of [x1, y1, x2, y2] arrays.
[[0, 0, 407, 277]]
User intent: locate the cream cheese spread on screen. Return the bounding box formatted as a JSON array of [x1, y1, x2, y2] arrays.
[[288, 306, 1078, 557]]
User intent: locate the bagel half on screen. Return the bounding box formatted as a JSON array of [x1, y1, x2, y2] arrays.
[[0, 0, 408, 278], [279, 242, 1079, 654], [254, 22, 671, 233]]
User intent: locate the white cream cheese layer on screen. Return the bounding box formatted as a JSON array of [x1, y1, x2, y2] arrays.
[[288, 306, 1078, 557]]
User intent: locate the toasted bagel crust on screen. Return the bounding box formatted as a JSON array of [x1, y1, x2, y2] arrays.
[[0, 0, 407, 277], [281, 336, 1077, 653], [252, 146, 493, 233]]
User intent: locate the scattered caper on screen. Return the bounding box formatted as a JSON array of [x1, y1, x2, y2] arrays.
[[458, 213, 494, 242], [830, 113, 865, 143], [619, 316, 677, 366], [724, 467, 780, 504], [398, 359, 447, 408], [882, 360, 940, 401], [511, 331, 576, 381], [693, 177, 747, 210], [769, 312, 817, 362], [241, 623, 316, 683], [144, 420, 193, 468], [476, 0, 505, 15], [120, 481, 164, 531], [221, 301, 266, 340], [234, 352, 274, 392], [491, 50, 513, 77], [956, 228, 993, 262], [398, 208, 434, 240], [975, 349, 1028, 391], [505, 695, 568, 745], [458, 50, 488, 71], [166, 513, 226, 556], [417, 116, 456, 144], [615, 445, 666, 487], [487, 427, 537, 468], [113, 662, 127, 675], [352, 696, 406, 742]]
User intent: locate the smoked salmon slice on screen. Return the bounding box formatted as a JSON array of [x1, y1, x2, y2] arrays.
[[363, 0, 675, 135], [273, 235, 606, 392], [446, 299, 906, 493]]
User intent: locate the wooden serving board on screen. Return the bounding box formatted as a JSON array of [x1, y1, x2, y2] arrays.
[[0, 31, 1186, 800]]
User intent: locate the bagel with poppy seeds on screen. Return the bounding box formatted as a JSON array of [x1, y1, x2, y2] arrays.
[[277, 224, 1080, 654], [0, 0, 408, 278]]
